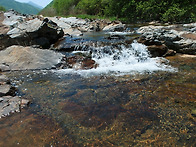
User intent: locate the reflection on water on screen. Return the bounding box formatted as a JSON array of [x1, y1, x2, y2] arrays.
[[0, 54, 195, 146]]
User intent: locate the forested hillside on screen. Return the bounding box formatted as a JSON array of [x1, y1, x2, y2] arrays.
[[0, 0, 41, 14], [40, 0, 196, 23]]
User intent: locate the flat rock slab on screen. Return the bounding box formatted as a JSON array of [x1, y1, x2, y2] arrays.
[[0, 45, 64, 71]]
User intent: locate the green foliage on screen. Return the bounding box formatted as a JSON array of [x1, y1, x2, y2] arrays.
[[42, 0, 196, 23], [0, 6, 6, 12], [162, 4, 187, 22], [39, 1, 57, 16], [54, 0, 80, 15]]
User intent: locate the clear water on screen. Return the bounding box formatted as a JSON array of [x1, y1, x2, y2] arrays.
[[0, 29, 195, 146]]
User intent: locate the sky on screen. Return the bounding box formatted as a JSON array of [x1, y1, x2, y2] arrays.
[[15, 0, 53, 7]]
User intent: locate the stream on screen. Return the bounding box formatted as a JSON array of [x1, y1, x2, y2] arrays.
[[0, 29, 195, 146]]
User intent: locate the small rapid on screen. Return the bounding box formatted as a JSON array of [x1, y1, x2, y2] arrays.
[[56, 41, 175, 76]]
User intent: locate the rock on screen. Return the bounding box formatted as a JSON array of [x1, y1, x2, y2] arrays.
[[21, 99, 30, 108], [163, 49, 176, 56], [147, 44, 168, 57], [0, 46, 64, 71], [138, 35, 162, 46], [0, 75, 9, 85], [52, 36, 86, 51], [60, 55, 98, 70], [137, 24, 196, 55], [1, 11, 64, 50], [0, 74, 30, 118], [107, 34, 125, 40], [0, 85, 11, 97], [0, 96, 21, 118], [103, 23, 125, 32], [63, 28, 83, 36], [0, 12, 9, 34]]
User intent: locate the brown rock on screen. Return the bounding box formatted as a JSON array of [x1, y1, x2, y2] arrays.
[[163, 49, 176, 56], [66, 56, 98, 70], [21, 99, 30, 108], [147, 44, 168, 57], [181, 33, 196, 40]]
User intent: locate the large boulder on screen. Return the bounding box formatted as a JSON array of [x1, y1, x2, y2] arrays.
[[0, 11, 64, 50], [0, 46, 64, 71]]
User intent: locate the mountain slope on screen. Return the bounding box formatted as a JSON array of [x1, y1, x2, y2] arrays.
[[39, 1, 56, 16], [28, 1, 43, 9], [0, 0, 41, 14]]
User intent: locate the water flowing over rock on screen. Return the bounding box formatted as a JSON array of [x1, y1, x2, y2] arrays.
[[0, 46, 64, 71], [137, 24, 196, 55]]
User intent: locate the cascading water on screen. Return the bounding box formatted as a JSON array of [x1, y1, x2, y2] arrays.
[[56, 41, 175, 76]]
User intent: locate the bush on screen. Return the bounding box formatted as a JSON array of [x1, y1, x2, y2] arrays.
[[0, 6, 6, 12], [162, 4, 187, 23]]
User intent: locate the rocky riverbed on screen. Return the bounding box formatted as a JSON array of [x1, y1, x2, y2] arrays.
[[0, 10, 195, 146]]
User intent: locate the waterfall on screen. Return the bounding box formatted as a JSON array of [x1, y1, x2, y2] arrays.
[[56, 41, 175, 76]]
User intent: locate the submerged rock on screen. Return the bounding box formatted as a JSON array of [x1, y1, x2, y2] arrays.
[[0, 46, 64, 71], [59, 55, 98, 70]]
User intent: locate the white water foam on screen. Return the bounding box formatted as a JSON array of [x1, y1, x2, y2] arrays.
[[55, 41, 176, 76]]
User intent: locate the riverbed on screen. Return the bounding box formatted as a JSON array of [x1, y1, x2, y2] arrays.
[[0, 52, 195, 146]]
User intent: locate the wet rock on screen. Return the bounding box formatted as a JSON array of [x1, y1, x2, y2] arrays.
[[147, 44, 168, 57], [107, 34, 125, 40], [21, 99, 30, 108], [0, 46, 64, 71], [0, 96, 21, 118], [0, 74, 30, 118], [163, 49, 176, 57], [52, 36, 87, 51], [60, 55, 98, 70]]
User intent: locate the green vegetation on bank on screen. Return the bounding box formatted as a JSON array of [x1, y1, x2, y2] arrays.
[[0, 6, 6, 12], [40, 0, 196, 23], [0, 0, 41, 14]]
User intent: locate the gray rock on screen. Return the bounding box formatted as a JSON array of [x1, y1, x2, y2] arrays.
[[0, 84, 11, 97], [0, 96, 21, 118], [137, 24, 196, 55], [103, 23, 125, 32], [1, 11, 64, 50], [0, 75, 9, 84], [0, 45, 64, 71]]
